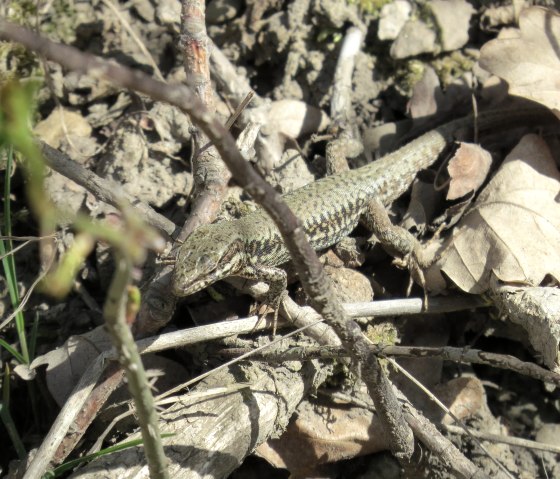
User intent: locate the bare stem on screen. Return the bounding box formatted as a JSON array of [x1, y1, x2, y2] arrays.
[[103, 254, 169, 479]]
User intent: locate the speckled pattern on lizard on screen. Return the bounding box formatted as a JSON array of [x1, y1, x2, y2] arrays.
[[172, 107, 555, 302]]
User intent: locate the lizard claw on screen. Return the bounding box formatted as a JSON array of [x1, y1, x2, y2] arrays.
[[250, 289, 288, 337], [394, 243, 438, 309]]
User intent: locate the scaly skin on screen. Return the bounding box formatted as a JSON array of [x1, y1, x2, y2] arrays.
[[172, 107, 553, 298]]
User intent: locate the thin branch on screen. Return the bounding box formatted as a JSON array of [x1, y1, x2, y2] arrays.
[[325, 27, 365, 200], [403, 403, 484, 479], [331, 26, 363, 128], [442, 423, 560, 454], [40, 142, 178, 238], [215, 342, 560, 387], [102, 255, 169, 479], [390, 358, 514, 479], [0, 246, 55, 332], [101, 0, 165, 81], [131, 2, 230, 342], [176, 0, 228, 243]]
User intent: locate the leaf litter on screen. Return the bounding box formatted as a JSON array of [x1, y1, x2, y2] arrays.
[[2, 2, 560, 478]]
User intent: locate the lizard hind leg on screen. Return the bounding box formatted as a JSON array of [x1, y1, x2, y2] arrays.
[[363, 198, 436, 308]]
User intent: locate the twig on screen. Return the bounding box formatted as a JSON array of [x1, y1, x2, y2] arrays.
[[344, 295, 485, 317], [224, 91, 255, 130], [0, 237, 43, 261], [197, 91, 255, 154], [331, 26, 362, 128], [215, 342, 560, 387], [101, 0, 165, 82], [442, 423, 560, 454], [176, 0, 228, 243], [325, 27, 364, 175], [40, 142, 178, 238], [53, 363, 124, 463], [390, 358, 514, 479], [0, 246, 55, 332], [130, 1, 230, 343], [380, 344, 560, 387], [403, 403, 485, 479], [101, 255, 169, 479]]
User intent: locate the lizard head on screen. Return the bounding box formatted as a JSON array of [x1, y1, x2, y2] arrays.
[[171, 223, 244, 297]]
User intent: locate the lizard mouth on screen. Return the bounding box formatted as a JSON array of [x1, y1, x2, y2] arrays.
[[171, 270, 220, 297]]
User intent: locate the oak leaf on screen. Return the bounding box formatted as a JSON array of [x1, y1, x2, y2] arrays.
[[479, 6, 560, 117], [433, 134, 560, 293], [446, 142, 492, 200]]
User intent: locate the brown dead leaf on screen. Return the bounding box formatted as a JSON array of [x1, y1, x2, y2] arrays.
[[446, 143, 492, 200], [433, 377, 485, 424], [479, 6, 560, 117], [431, 134, 560, 294], [255, 397, 387, 476], [30, 325, 188, 406], [256, 376, 485, 476], [401, 175, 441, 234]]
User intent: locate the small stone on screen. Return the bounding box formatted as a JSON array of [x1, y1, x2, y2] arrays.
[[207, 0, 242, 25], [390, 19, 437, 59], [378, 0, 412, 41], [156, 0, 181, 29], [131, 0, 155, 23], [324, 266, 373, 303], [429, 0, 475, 52], [536, 423, 560, 447]]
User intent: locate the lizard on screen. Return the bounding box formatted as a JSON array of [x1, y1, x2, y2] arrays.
[[171, 107, 555, 313]]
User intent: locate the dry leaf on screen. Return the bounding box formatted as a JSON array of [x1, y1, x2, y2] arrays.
[[401, 177, 440, 234], [446, 142, 492, 200], [30, 325, 188, 406], [30, 326, 112, 406], [256, 376, 485, 476], [432, 134, 560, 294], [479, 6, 560, 117], [432, 377, 485, 424], [255, 397, 387, 475]]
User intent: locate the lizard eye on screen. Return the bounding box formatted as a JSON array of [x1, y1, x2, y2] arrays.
[[196, 254, 216, 272]]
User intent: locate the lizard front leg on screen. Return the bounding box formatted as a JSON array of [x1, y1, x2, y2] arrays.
[[237, 263, 288, 336]]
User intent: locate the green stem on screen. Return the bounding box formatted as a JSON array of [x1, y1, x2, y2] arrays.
[[103, 253, 169, 479]]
